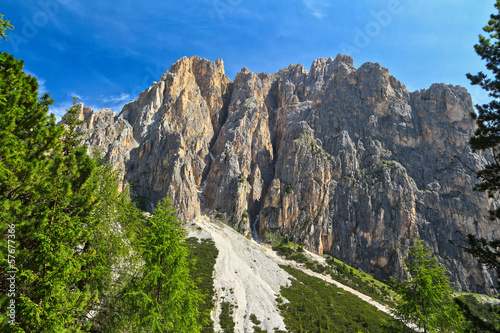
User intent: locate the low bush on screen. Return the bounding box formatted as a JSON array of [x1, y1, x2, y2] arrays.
[[186, 237, 219, 333], [272, 240, 395, 307], [278, 265, 392, 332], [219, 301, 235, 333]]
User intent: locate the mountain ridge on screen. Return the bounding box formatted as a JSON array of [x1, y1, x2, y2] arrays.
[[70, 54, 498, 294]]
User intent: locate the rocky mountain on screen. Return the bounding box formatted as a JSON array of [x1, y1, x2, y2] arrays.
[[71, 54, 499, 294]]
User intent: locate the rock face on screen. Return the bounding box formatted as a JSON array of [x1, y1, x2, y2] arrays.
[[72, 55, 498, 293]]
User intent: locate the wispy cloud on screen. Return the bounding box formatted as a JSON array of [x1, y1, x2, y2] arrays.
[[68, 91, 83, 101], [99, 92, 131, 104], [47, 38, 70, 52], [24, 69, 48, 95], [302, 0, 329, 19], [37, 77, 48, 95], [98, 92, 132, 112]]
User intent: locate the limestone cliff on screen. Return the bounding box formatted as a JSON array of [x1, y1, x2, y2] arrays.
[[72, 55, 498, 293]]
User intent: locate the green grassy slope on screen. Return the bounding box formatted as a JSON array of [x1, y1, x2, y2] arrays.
[[271, 240, 396, 307], [278, 265, 393, 332]]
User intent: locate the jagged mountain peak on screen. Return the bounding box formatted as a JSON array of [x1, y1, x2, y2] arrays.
[[70, 55, 498, 294]]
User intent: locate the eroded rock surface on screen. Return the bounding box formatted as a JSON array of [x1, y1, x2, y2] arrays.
[[71, 55, 498, 293]]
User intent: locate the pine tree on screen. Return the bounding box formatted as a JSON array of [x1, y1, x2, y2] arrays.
[[0, 17, 102, 332], [464, 0, 500, 282], [0, 14, 12, 41], [0, 100, 101, 332], [389, 240, 465, 333], [467, 0, 500, 220], [440, 2, 500, 330], [79, 163, 146, 332], [116, 197, 202, 333]]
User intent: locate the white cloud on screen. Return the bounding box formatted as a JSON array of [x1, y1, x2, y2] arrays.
[[47, 38, 70, 52], [37, 77, 48, 95], [98, 92, 131, 104], [67, 91, 83, 102], [24, 69, 48, 95], [97, 92, 132, 113], [302, 0, 329, 19]]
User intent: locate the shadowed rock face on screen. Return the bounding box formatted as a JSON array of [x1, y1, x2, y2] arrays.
[[71, 54, 499, 293]]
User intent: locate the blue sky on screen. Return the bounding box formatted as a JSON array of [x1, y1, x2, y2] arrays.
[[1, 0, 495, 117]]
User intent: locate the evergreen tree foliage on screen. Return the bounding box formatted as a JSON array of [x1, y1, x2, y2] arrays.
[[447, 2, 500, 330], [389, 240, 465, 333], [81, 163, 146, 332], [464, 0, 500, 282], [468, 0, 500, 201], [0, 16, 103, 331], [115, 197, 202, 333], [0, 83, 98, 331], [0, 14, 13, 41]]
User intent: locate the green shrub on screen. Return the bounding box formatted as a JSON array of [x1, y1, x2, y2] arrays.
[[324, 256, 396, 307], [250, 312, 268, 331], [219, 301, 235, 333], [278, 265, 392, 332], [456, 294, 500, 332], [186, 237, 219, 333]]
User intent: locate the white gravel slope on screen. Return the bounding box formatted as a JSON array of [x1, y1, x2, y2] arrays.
[[187, 216, 292, 333]]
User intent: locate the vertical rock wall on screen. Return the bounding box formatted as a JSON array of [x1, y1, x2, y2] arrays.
[[73, 55, 498, 293]]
